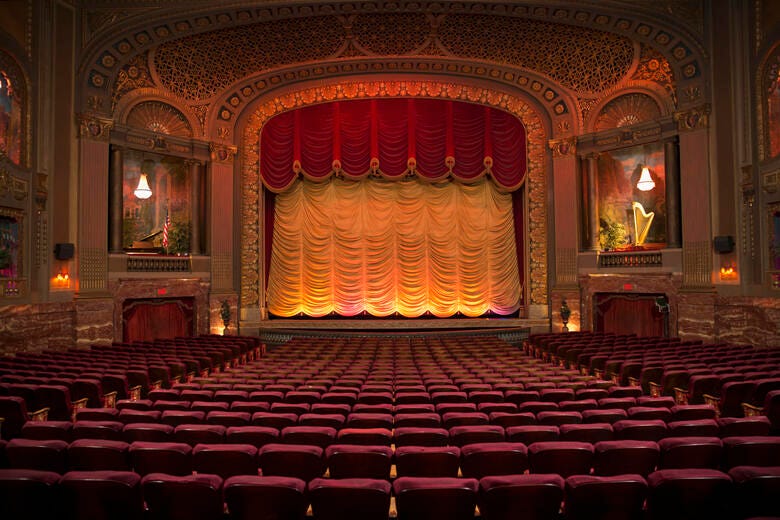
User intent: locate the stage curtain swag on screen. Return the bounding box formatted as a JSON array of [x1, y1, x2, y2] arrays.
[[260, 98, 527, 192], [266, 177, 522, 318]]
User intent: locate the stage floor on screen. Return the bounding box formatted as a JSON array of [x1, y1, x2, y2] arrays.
[[257, 317, 545, 330]]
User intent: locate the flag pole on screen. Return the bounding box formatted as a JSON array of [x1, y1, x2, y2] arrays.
[[162, 202, 170, 255]]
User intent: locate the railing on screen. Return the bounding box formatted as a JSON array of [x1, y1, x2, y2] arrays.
[[598, 251, 663, 268], [126, 256, 191, 272]]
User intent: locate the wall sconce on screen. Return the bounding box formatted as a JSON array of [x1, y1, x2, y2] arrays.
[[134, 173, 152, 199], [719, 263, 738, 281], [636, 166, 656, 191], [54, 271, 70, 288]]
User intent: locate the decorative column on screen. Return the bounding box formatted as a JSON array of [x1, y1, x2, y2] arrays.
[[109, 145, 124, 253], [75, 114, 115, 346], [548, 136, 582, 331], [209, 143, 239, 334], [664, 137, 682, 248], [674, 104, 716, 343], [585, 153, 600, 251], [188, 159, 203, 255]]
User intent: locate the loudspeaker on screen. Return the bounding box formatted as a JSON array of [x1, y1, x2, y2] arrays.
[[713, 235, 735, 254], [54, 243, 74, 260]]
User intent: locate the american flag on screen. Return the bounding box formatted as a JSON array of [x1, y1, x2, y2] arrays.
[[162, 210, 170, 249]]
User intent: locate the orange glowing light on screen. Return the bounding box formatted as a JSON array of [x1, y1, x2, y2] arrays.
[[54, 272, 71, 288], [719, 265, 738, 281]]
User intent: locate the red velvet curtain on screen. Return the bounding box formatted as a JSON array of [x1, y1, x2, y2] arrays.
[[594, 293, 666, 337], [260, 99, 527, 192], [123, 299, 193, 342]]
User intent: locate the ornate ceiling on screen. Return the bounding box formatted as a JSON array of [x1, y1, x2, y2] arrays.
[[76, 1, 706, 138]]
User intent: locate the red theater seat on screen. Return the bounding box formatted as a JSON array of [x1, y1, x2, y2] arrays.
[[128, 441, 192, 476], [0, 469, 62, 519], [394, 446, 461, 478], [192, 443, 258, 478], [60, 470, 143, 520], [6, 438, 68, 473], [721, 436, 780, 470], [564, 474, 648, 520], [559, 422, 614, 443], [223, 475, 308, 520], [592, 440, 660, 477], [20, 420, 72, 442], [142, 473, 224, 520], [257, 443, 325, 481], [122, 423, 174, 443], [460, 442, 528, 479], [336, 427, 392, 446], [646, 468, 734, 520], [325, 444, 393, 479], [505, 425, 559, 444], [657, 436, 723, 470], [449, 425, 504, 446], [174, 424, 225, 446], [477, 474, 564, 520], [612, 419, 668, 442], [68, 439, 131, 471], [309, 477, 391, 520], [393, 476, 478, 520], [728, 465, 780, 519], [393, 427, 449, 447], [527, 441, 594, 477]]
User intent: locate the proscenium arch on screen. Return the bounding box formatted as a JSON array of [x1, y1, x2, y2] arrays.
[[238, 77, 551, 317]]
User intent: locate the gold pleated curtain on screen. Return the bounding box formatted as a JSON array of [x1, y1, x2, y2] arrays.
[[266, 177, 522, 318]]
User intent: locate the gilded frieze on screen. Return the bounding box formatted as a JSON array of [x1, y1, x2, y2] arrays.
[[241, 79, 548, 309], [633, 45, 677, 106], [674, 104, 710, 132], [125, 101, 193, 138]]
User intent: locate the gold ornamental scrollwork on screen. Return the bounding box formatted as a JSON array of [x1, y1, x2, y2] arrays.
[[78, 114, 114, 142], [548, 137, 577, 158], [0, 167, 28, 202], [674, 104, 710, 132], [241, 79, 549, 309], [210, 143, 238, 163]]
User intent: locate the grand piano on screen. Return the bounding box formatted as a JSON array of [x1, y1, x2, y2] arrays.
[[125, 229, 163, 254]]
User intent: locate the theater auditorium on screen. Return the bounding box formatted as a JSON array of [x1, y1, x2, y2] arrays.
[[1, 1, 779, 518]]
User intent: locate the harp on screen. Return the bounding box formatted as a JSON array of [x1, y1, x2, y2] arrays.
[[632, 201, 655, 245]]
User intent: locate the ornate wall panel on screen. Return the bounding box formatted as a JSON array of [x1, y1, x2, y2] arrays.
[[593, 93, 662, 131], [126, 101, 193, 138], [438, 14, 635, 95], [241, 79, 548, 310], [152, 17, 345, 102]]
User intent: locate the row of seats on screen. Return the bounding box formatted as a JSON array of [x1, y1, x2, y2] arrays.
[[2, 467, 778, 520], [4, 436, 780, 479], [526, 331, 780, 417]]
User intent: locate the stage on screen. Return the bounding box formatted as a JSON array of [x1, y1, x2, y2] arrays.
[[246, 317, 550, 345]]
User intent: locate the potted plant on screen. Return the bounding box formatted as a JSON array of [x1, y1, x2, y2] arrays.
[[599, 217, 627, 251]]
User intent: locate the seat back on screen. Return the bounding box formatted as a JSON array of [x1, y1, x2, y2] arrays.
[[477, 474, 564, 520], [308, 477, 391, 520], [393, 477, 478, 520], [60, 470, 143, 520], [224, 475, 308, 520]]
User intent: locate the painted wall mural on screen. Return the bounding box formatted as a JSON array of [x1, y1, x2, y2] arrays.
[[597, 142, 667, 250], [122, 150, 191, 254], [0, 71, 22, 165]]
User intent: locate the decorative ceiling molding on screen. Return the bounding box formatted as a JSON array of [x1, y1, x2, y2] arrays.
[[77, 1, 707, 117]]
